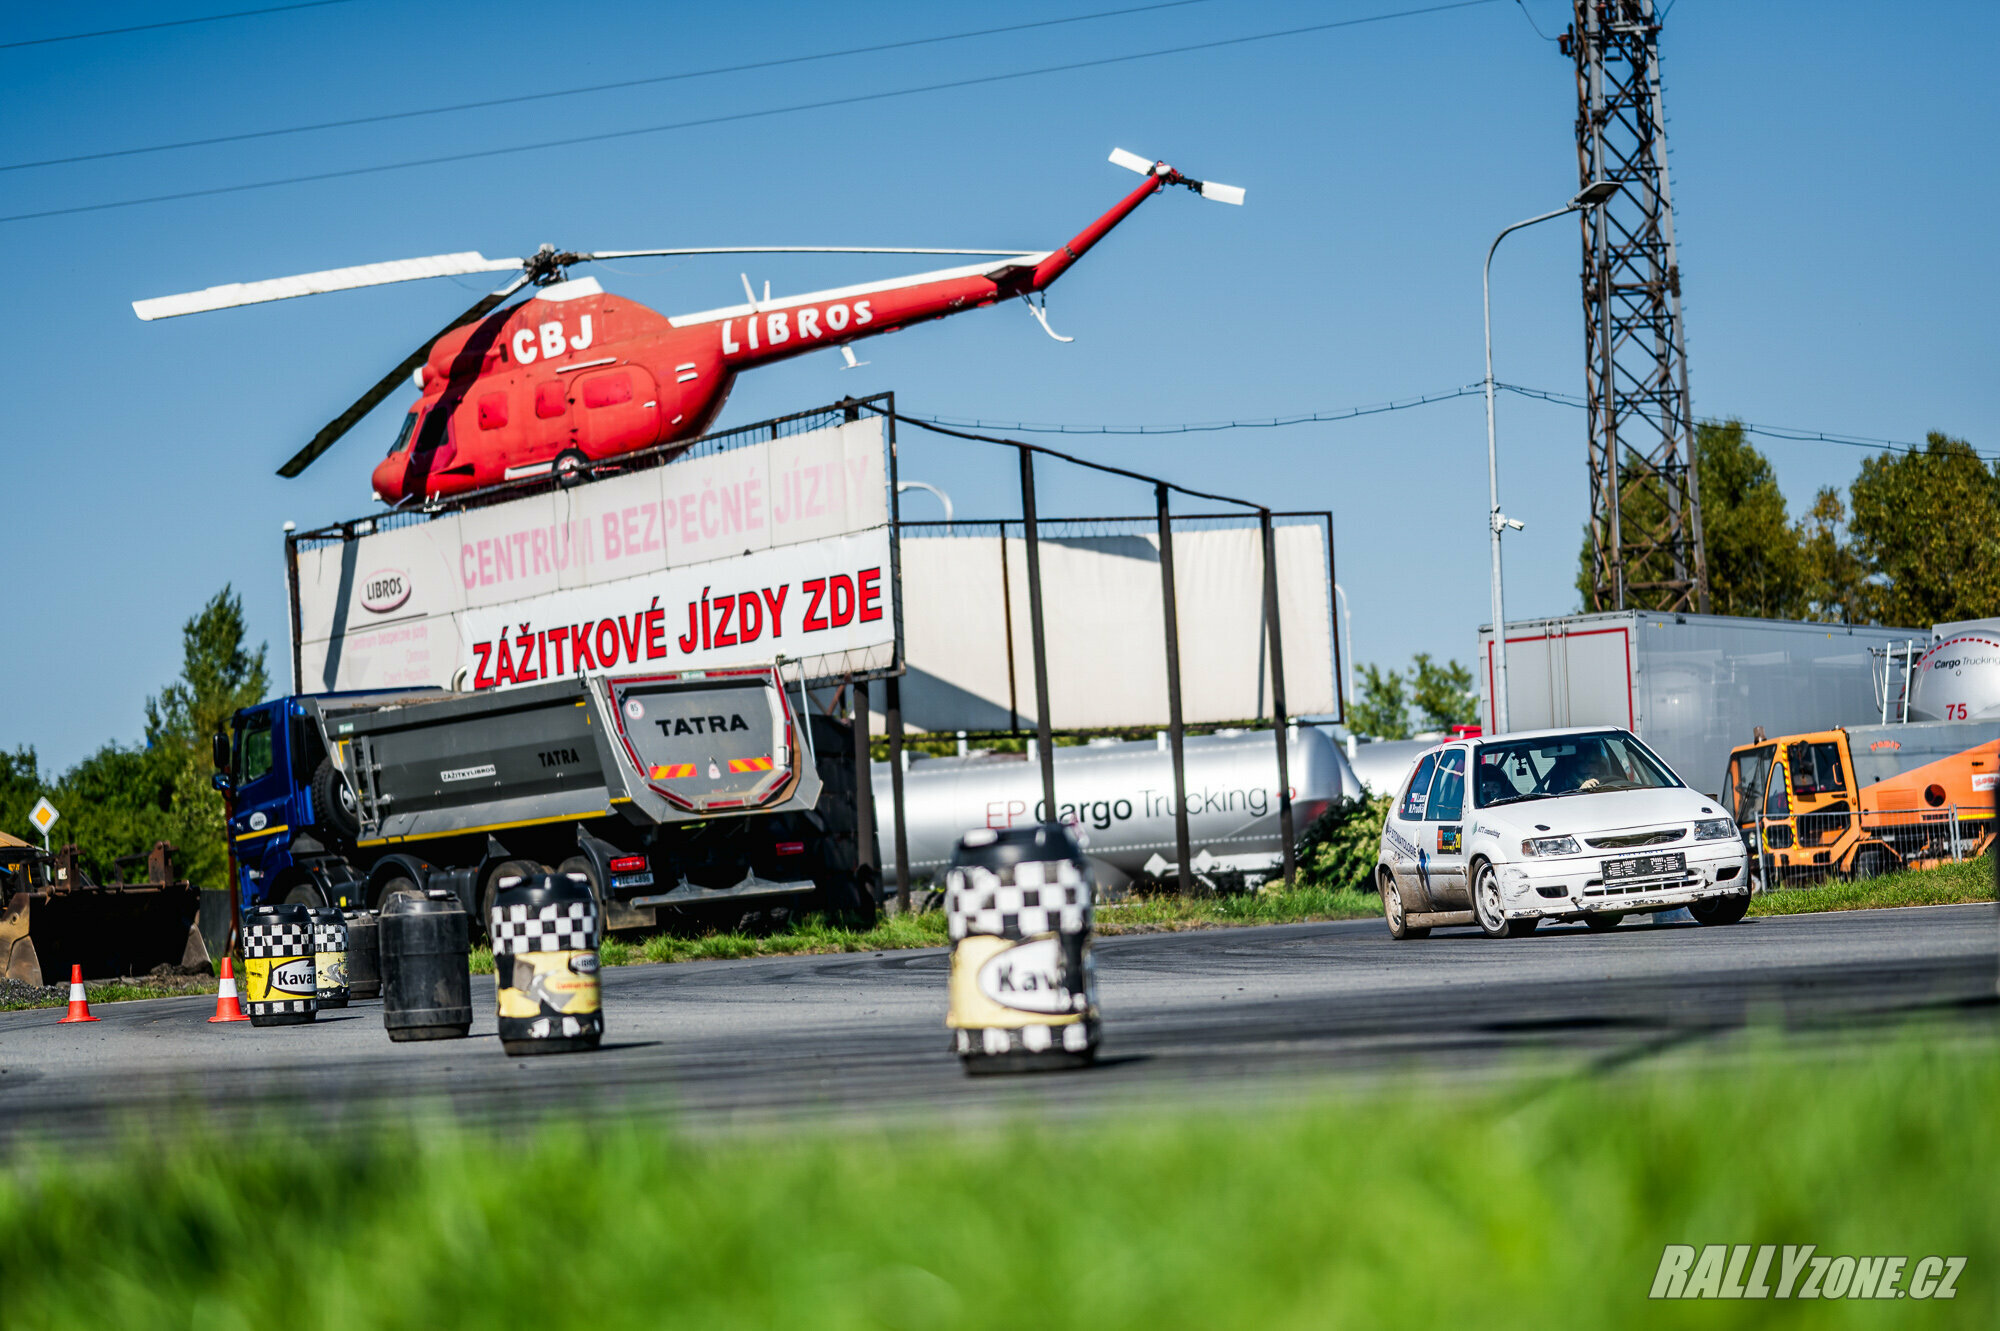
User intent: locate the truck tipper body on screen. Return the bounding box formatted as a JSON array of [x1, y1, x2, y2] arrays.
[[217, 665, 874, 934], [1724, 720, 2000, 882]]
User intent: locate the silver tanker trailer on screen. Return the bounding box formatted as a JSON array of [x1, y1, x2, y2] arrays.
[[873, 726, 1362, 892]]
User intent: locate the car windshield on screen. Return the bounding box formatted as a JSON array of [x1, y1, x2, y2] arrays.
[[1473, 731, 1681, 807]]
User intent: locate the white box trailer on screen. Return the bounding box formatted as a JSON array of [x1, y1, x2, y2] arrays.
[[1477, 612, 1921, 797]]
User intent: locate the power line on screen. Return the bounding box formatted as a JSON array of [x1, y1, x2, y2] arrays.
[[1489, 384, 1972, 458], [914, 381, 1980, 460], [0, 0, 1500, 225], [917, 385, 1490, 434], [1510, 0, 1558, 41], [0, 0, 357, 50], [1, 0, 1215, 173]]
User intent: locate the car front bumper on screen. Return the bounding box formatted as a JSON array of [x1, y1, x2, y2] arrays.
[[1497, 844, 1750, 920]]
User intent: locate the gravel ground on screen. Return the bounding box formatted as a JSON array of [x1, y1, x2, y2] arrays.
[[0, 976, 66, 1008]]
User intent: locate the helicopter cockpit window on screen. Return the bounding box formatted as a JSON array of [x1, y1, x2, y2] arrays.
[[387, 410, 419, 456]]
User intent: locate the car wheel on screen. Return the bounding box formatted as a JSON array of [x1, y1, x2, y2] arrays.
[[554, 449, 591, 488], [1689, 891, 1751, 926], [1379, 868, 1428, 941], [1473, 861, 1513, 939], [1582, 913, 1624, 932]]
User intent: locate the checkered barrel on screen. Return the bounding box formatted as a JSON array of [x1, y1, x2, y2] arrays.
[[242, 902, 317, 1026], [309, 905, 349, 1008], [944, 822, 1099, 1073], [490, 872, 603, 1056]]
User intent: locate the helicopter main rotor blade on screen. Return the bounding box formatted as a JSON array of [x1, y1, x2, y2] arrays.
[[135, 251, 525, 321], [576, 246, 1039, 261], [276, 274, 530, 478]]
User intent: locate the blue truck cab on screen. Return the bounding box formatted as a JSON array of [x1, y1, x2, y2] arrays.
[[216, 690, 432, 913]]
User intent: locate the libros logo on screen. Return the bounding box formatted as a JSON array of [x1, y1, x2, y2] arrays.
[[361, 569, 412, 613]]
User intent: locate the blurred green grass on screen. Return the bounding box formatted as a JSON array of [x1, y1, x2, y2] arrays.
[[0, 1038, 1990, 1328]]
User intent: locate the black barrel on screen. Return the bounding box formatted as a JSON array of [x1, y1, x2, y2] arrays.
[[309, 905, 349, 1008], [242, 902, 317, 1026], [490, 871, 603, 1056], [380, 889, 472, 1042], [944, 822, 1098, 1074], [344, 909, 381, 1000]]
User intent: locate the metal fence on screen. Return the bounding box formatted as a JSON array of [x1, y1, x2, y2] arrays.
[[1753, 806, 1994, 889]]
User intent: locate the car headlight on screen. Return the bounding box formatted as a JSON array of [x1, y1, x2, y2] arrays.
[[1694, 818, 1739, 841], [1520, 835, 1580, 857]]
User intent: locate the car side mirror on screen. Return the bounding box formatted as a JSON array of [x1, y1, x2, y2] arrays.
[[211, 731, 231, 773], [211, 771, 232, 794]]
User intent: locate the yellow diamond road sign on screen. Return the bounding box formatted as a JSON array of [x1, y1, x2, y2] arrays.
[[29, 797, 58, 834]]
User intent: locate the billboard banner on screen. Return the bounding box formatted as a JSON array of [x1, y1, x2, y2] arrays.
[[896, 523, 1337, 732], [295, 418, 895, 691]]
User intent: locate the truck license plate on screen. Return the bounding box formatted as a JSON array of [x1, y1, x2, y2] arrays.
[[1602, 851, 1685, 881]]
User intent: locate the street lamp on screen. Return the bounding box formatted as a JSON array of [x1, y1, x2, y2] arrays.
[[897, 480, 953, 534], [1482, 179, 1619, 734]]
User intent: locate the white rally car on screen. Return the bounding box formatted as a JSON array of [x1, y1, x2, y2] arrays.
[[1375, 726, 1751, 939]]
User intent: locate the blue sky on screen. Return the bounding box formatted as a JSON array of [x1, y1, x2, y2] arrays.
[[3, 0, 1994, 771]]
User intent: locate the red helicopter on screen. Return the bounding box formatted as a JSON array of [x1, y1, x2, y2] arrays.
[[134, 150, 1243, 503]]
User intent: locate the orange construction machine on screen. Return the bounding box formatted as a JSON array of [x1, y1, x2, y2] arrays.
[[1725, 720, 2000, 883]]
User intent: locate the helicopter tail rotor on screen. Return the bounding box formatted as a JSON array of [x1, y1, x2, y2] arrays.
[[1107, 146, 1245, 205]]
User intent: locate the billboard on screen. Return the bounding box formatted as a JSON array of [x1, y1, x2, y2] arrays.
[[295, 418, 896, 691], [897, 522, 1337, 731]]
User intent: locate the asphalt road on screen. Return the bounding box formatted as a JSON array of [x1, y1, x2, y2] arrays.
[[2, 905, 1994, 1147]]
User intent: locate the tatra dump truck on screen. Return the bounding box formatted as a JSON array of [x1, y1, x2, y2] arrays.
[[213, 665, 874, 936], [1724, 720, 2000, 883]]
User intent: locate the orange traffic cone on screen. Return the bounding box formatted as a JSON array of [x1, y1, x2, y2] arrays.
[[57, 964, 100, 1023], [208, 957, 249, 1023]]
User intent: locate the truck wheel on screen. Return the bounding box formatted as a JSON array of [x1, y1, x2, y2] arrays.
[[1853, 847, 1892, 881], [555, 856, 607, 943], [480, 859, 546, 937], [284, 883, 326, 908], [311, 758, 361, 840], [1380, 869, 1428, 940], [1690, 892, 1750, 926], [375, 876, 422, 911], [1582, 913, 1623, 932]]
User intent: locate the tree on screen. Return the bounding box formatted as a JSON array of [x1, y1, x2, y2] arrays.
[[1685, 422, 1812, 618], [1350, 663, 1410, 740], [52, 743, 177, 880], [1572, 420, 1898, 623], [1410, 653, 1477, 731], [1848, 432, 2000, 627], [1797, 486, 1870, 624], [142, 587, 270, 888], [8, 589, 269, 883], [1, 746, 42, 842]]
